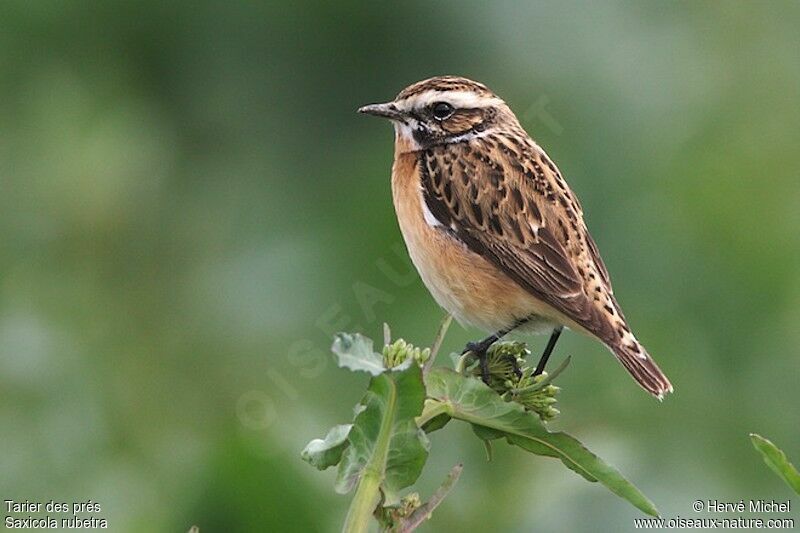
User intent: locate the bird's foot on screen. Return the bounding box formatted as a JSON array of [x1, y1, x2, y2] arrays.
[[461, 342, 524, 387], [461, 336, 524, 385], [462, 340, 493, 385]]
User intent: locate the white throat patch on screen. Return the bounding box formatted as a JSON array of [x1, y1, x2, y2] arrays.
[[393, 121, 422, 151]]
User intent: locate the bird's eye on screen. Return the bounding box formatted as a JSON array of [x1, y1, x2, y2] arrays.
[[431, 102, 454, 120]]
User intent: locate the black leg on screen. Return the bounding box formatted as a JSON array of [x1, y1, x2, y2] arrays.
[[462, 318, 530, 384], [533, 326, 563, 376], [461, 333, 498, 356], [461, 333, 499, 384]]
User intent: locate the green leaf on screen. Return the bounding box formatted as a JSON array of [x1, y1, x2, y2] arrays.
[[471, 424, 504, 461], [335, 365, 430, 502], [332, 332, 386, 375], [750, 433, 800, 495], [471, 424, 505, 442], [425, 368, 660, 517], [301, 424, 352, 470], [421, 413, 451, 433]]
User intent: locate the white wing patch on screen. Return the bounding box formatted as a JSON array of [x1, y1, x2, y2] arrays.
[[420, 193, 444, 228]]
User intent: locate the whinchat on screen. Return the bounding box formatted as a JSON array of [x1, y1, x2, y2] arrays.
[[359, 76, 672, 398]]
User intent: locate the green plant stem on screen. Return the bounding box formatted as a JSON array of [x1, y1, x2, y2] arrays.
[[341, 379, 398, 533], [343, 468, 382, 533], [423, 314, 452, 374]]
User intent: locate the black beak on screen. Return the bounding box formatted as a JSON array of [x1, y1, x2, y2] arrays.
[[357, 102, 404, 120]]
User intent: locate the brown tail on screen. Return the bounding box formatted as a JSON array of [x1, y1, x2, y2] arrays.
[[610, 341, 673, 400]]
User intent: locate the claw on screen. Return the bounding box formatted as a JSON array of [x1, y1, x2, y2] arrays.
[[461, 340, 485, 355], [462, 340, 494, 385], [478, 352, 491, 385]]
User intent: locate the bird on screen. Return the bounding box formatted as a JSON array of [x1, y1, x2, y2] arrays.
[[358, 76, 672, 399]]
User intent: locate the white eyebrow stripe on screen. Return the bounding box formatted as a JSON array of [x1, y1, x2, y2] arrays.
[[399, 90, 503, 111]]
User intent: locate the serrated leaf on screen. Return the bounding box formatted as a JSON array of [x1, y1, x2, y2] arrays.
[[750, 433, 800, 495], [332, 332, 386, 375], [425, 368, 660, 517], [335, 365, 429, 502], [301, 424, 352, 470]]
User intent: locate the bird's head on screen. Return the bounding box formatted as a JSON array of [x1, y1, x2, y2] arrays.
[[358, 76, 519, 152]]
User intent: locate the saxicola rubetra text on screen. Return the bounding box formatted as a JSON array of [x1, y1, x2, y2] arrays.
[[359, 76, 672, 398]]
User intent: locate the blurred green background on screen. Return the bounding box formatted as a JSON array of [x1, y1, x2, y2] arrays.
[[1, 1, 799, 531]]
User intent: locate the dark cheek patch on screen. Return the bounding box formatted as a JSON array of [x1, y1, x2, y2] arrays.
[[413, 126, 433, 146], [443, 110, 484, 134]]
